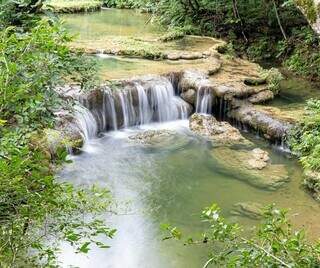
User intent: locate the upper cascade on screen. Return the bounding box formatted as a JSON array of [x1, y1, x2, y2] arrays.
[[74, 75, 192, 139]]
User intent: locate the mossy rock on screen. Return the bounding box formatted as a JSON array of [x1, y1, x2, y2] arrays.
[[304, 170, 320, 201]]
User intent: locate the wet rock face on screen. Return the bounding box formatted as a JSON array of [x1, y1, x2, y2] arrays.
[[228, 102, 292, 141], [211, 147, 289, 190], [180, 89, 196, 105], [248, 90, 274, 104], [48, 110, 84, 156], [178, 70, 214, 93], [189, 113, 251, 146], [231, 202, 264, 219]]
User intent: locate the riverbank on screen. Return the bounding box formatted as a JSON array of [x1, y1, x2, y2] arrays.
[[44, 0, 102, 13]]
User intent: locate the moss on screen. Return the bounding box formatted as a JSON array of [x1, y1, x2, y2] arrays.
[[295, 0, 318, 23], [259, 68, 283, 94]]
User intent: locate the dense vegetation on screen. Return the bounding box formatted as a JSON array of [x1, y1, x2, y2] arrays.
[[106, 0, 320, 80], [290, 99, 320, 200], [163, 204, 320, 267], [2, 0, 320, 267], [0, 1, 113, 266]]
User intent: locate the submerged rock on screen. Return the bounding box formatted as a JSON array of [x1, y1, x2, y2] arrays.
[[189, 113, 251, 146], [129, 130, 175, 145], [211, 147, 289, 190], [231, 202, 264, 220], [247, 148, 270, 170]]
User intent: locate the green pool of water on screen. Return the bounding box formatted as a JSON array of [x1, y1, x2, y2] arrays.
[[272, 77, 320, 109], [96, 55, 211, 79], [58, 121, 320, 268], [62, 8, 163, 40]]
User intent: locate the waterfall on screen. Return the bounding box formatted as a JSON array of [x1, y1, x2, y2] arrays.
[[135, 82, 152, 125], [75, 105, 98, 141], [173, 97, 189, 120], [118, 90, 136, 128], [150, 80, 180, 122], [103, 88, 118, 131], [196, 87, 213, 114], [75, 76, 191, 142]]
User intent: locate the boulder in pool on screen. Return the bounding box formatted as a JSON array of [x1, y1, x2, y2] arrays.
[[129, 130, 175, 145], [211, 147, 289, 190], [189, 113, 251, 146]]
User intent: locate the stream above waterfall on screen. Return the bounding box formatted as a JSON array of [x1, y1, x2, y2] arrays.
[[56, 8, 320, 268]]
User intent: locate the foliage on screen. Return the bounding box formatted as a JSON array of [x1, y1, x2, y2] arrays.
[[44, 0, 103, 13], [289, 99, 320, 200], [0, 20, 97, 125], [162, 204, 320, 267], [290, 99, 320, 172], [260, 67, 284, 94], [0, 0, 43, 29], [0, 1, 111, 267], [110, 0, 320, 80]]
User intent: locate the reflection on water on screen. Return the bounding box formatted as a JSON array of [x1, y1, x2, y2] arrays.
[[58, 120, 320, 268]]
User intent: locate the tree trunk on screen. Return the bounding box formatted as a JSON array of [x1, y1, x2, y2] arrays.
[[273, 0, 287, 40]]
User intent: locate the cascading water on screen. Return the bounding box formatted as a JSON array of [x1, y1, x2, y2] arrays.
[[103, 88, 118, 131], [75, 76, 191, 140], [173, 97, 189, 120], [196, 87, 213, 114], [135, 82, 152, 125], [74, 105, 98, 141], [118, 90, 136, 128], [150, 80, 180, 122]]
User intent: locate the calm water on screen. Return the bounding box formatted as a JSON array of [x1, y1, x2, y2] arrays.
[[58, 121, 320, 268], [272, 77, 320, 109], [95, 55, 212, 79], [62, 8, 162, 40]]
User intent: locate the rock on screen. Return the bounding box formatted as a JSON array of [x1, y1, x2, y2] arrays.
[[248, 90, 274, 104], [180, 89, 196, 105], [231, 202, 264, 219], [129, 129, 175, 144], [211, 147, 289, 190], [180, 52, 203, 60], [167, 53, 181, 60], [228, 101, 292, 141], [254, 106, 303, 125], [247, 148, 270, 170], [244, 77, 266, 86], [304, 170, 320, 201], [178, 70, 213, 93], [208, 59, 222, 75], [189, 113, 251, 146]]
